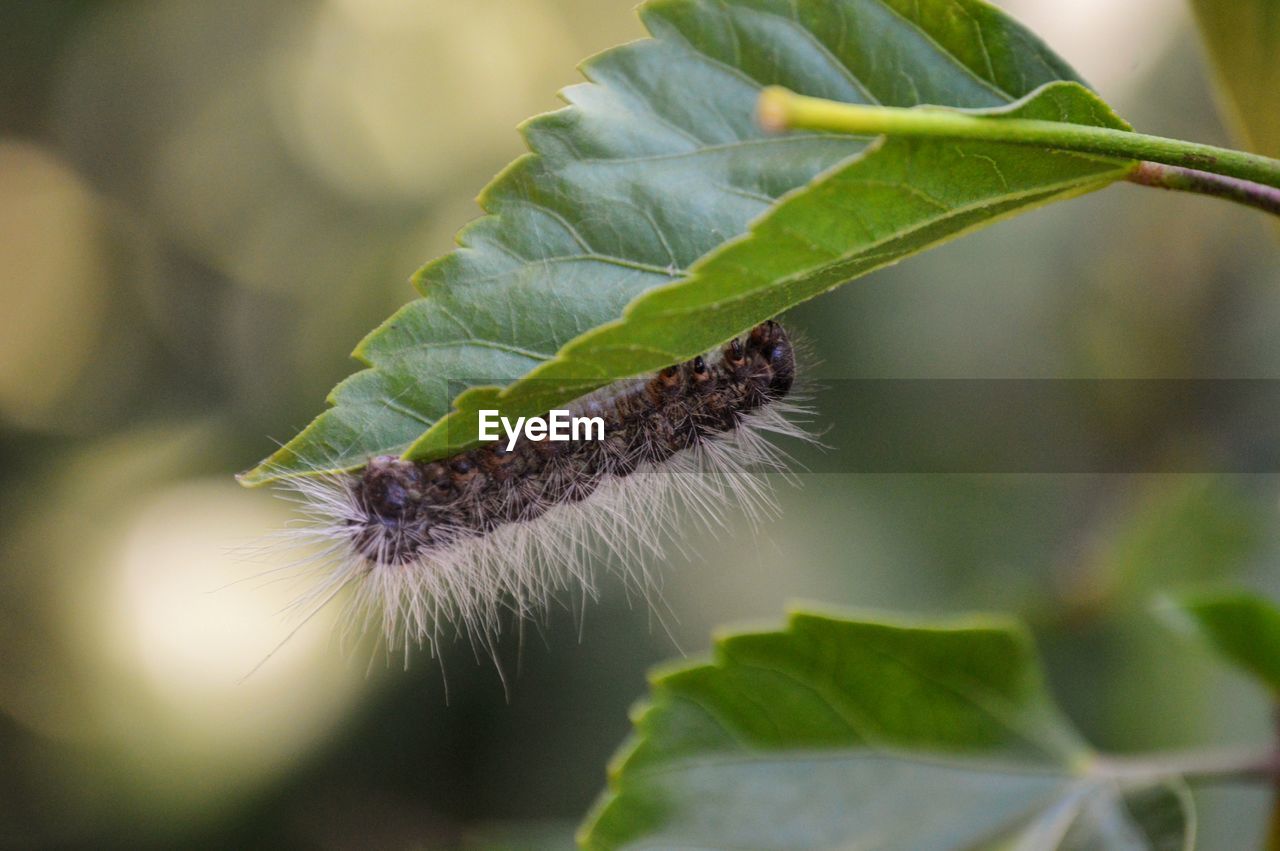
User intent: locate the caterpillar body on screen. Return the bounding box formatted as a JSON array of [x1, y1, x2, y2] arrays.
[[274, 320, 810, 660]]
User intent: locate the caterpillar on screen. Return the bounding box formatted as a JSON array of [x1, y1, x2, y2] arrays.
[[270, 320, 811, 663]]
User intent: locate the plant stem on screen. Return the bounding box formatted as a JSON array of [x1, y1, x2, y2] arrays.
[[1128, 161, 1280, 217], [1267, 709, 1280, 851], [1089, 746, 1280, 785], [757, 87, 1280, 213]]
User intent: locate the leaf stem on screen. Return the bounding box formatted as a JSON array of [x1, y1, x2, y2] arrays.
[[757, 87, 1280, 214], [1090, 745, 1280, 785]]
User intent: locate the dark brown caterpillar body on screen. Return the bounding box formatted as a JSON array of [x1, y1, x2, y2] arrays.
[[352, 321, 795, 565]]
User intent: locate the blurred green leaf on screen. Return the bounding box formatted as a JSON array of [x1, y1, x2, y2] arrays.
[[1166, 591, 1280, 694], [1086, 478, 1264, 611], [1190, 0, 1280, 158], [243, 0, 1132, 484], [580, 610, 1190, 850]]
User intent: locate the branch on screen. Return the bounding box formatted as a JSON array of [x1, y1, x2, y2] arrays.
[[757, 87, 1280, 216], [1128, 161, 1280, 217]]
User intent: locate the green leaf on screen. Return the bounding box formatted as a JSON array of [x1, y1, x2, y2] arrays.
[[1164, 591, 1280, 695], [579, 610, 1192, 850], [1190, 0, 1280, 158], [243, 0, 1133, 485], [1089, 478, 1263, 610]]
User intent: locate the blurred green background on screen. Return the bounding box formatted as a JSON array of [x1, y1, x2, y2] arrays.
[[2, 0, 1279, 847]]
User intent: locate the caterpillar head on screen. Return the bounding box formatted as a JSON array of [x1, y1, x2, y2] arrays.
[[353, 456, 427, 563]]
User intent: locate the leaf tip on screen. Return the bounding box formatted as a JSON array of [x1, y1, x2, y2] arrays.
[[235, 466, 269, 488]]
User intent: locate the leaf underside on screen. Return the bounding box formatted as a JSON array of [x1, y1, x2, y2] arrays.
[[243, 0, 1134, 485], [578, 610, 1191, 850]]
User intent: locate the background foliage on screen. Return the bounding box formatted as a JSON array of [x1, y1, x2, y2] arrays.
[[2, 0, 1280, 847]]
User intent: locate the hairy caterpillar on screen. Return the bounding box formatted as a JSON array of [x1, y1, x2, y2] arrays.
[[269, 320, 811, 663]]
